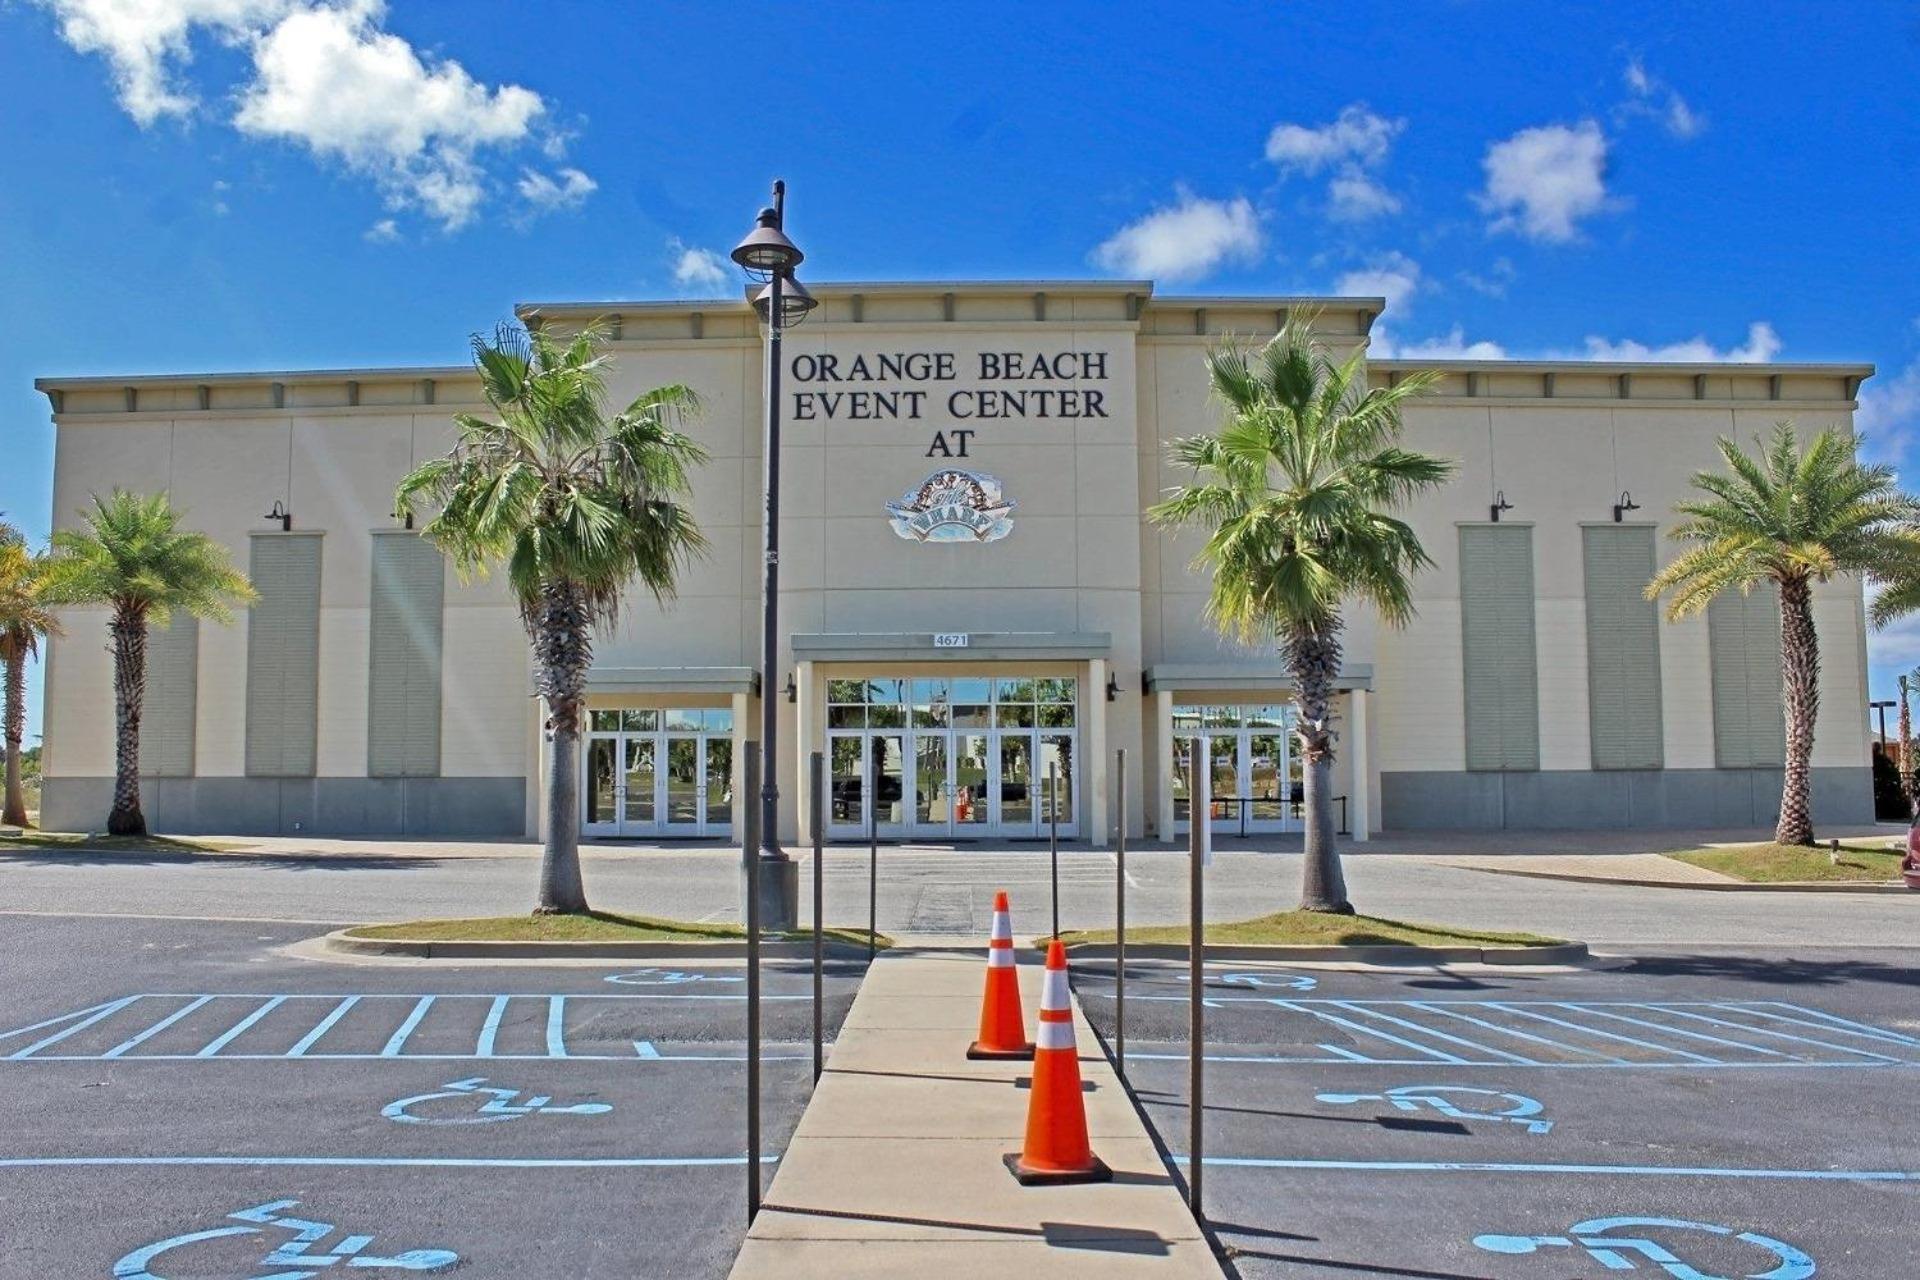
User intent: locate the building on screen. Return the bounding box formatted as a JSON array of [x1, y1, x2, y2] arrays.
[[33, 281, 1876, 842]]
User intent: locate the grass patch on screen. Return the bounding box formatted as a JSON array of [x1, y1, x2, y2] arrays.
[[1055, 910, 1563, 950], [345, 910, 891, 949], [1668, 841, 1905, 884], [0, 830, 241, 855]]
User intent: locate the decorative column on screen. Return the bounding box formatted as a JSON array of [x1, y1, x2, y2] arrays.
[[1155, 688, 1175, 840], [1349, 687, 1371, 842], [731, 690, 751, 835], [793, 660, 816, 840], [1087, 658, 1109, 845]]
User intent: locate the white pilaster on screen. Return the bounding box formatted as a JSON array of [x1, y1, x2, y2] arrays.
[[1087, 658, 1109, 845], [1349, 687, 1371, 842], [731, 690, 751, 838], [1155, 688, 1175, 839], [793, 660, 816, 841]]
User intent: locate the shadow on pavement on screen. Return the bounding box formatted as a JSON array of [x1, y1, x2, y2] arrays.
[[1620, 952, 1920, 989]]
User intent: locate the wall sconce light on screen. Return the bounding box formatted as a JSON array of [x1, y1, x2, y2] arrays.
[[784, 672, 797, 704], [1106, 672, 1121, 702], [1612, 491, 1641, 523], [1490, 491, 1514, 522], [392, 508, 414, 530], [264, 500, 292, 531]]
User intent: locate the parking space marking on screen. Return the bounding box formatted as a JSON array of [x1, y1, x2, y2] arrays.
[[1168, 1155, 1919, 1181], [2, 993, 815, 1061], [1115, 998, 1920, 1067], [1475, 1215, 1816, 1280], [0, 1155, 778, 1168]]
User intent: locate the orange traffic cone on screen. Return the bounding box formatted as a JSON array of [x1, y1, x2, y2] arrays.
[[1004, 939, 1111, 1185], [968, 891, 1033, 1060]]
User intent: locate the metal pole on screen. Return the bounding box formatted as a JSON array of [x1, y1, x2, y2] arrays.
[[743, 744, 762, 1222], [867, 740, 878, 963], [756, 204, 789, 883], [1114, 747, 1126, 1080], [1049, 762, 1060, 939], [810, 749, 824, 1085], [1188, 749, 1206, 1216]]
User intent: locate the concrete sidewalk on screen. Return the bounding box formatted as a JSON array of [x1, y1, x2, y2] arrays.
[[729, 950, 1223, 1278]]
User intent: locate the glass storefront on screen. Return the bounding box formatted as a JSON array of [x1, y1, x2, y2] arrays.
[[584, 708, 734, 838], [1171, 703, 1301, 833], [827, 675, 1076, 839]]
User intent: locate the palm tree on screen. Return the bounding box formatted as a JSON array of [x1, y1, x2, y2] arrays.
[[1647, 423, 1920, 846], [41, 491, 254, 836], [1899, 673, 1915, 814], [0, 523, 60, 828], [397, 322, 707, 915], [1149, 322, 1452, 912]]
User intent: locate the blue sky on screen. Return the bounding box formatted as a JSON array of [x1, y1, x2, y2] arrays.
[[2, 0, 1917, 744]]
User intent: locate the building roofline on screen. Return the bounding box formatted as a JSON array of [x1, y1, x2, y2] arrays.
[[34, 365, 471, 393], [514, 284, 1392, 319], [1370, 357, 1876, 377]]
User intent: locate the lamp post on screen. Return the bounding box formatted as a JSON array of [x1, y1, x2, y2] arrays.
[[732, 181, 816, 931]]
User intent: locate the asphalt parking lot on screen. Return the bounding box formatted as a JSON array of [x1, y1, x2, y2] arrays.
[[0, 914, 860, 1279], [1073, 949, 1920, 1279]]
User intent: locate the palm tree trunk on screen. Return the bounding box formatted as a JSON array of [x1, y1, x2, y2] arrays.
[[1775, 577, 1820, 846], [107, 606, 147, 837], [1899, 676, 1914, 815], [1284, 619, 1352, 913], [2, 648, 27, 828], [531, 578, 593, 914]]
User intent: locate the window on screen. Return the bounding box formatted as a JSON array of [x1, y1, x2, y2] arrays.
[[1583, 526, 1664, 769], [1459, 525, 1540, 771], [367, 534, 443, 778], [245, 533, 321, 778]]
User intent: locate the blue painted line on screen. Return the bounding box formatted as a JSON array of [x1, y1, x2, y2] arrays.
[[285, 996, 360, 1057], [195, 997, 287, 1058], [476, 996, 509, 1057], [1660, 1005, 1903, 1064], [15, 1051, 812, 1063], [102, 996, 216, 1059], [6, 996, 142, 1060], [0, 1155, 781, 1168], [1408, 1001, 1629, 1064], [1764, 1002, 1920, 1048], [1270, 1000, 1468, 1064], [1122, 1052, 1902, 1070], [1166, 1155, 1919, 1181], [547, 996, 568, 1058], [0, 1000, 121, 1044], [381, 997, 437, 1057], [1487, 1003, 1720, 1065], [1566, 1004, 1798, 1060], [1329, 1000, 1539, 1065], [1320, 1043, 1374, 1063]]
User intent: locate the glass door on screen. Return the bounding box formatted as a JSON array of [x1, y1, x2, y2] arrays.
[[828, 732, 869, 837], [911, 733, 950, 837], [995, 731, 1036, 837], [703, 736, 733, 836], [585, 736, 619, 836], [623, 737, 657, 833], [953, 733, 990, 835], [663, 736, 702, 835], [871, 733, 907, 836]]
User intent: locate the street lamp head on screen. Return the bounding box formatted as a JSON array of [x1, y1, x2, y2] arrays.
[[731, 207, 803, 279], [754, 277, 818, 329]]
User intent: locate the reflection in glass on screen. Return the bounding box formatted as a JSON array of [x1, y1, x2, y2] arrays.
[[827, 680, 866, 705], [827, 705, 866, 729], [830, 735, 866, 824], [705, 737, 732, 832], [997, 703, 1035, 729], [999, 735, 1034, 829], [665, 738, 700, 825], [952, 704, 990, 728], [1040, 735, 1074, 828], [954, 734, 989, 828], [591, 710, 621, 733], [587, 737, 616, 824], [996, 677, 1036, 703], [1035, 677, 1076, 703], [665, 708, 701, 732], [865, 678, 905, 705], [1171, 737, 1194, 823], [914, 734, 948, 827], [624, 737, 656, 825], [1250, 734, 1283, 820], [950, 677, 991, 704], [872, 734, 906, 827], [623, 709, 660, 732], [1211, 736, 1238, 825]]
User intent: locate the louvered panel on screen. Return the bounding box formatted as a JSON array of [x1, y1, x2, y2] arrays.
[[139, 616, 198, 777], [368, 534, 444, 778], [1461, 525, 1539, 772], [1583, 527, 1663, 770], [245, 534, 322, 778], [1708, 583, 1785, 768]]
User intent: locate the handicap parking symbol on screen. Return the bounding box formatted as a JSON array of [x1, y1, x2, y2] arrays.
[[1316, 1084, 1553, 1133], [605, 967, 743, 986], [1474, 1215, 1815, 1280], [382, 1077, 612, 1125], [115, 1199, 458, 1278], [1217, 970, 1318, 992]]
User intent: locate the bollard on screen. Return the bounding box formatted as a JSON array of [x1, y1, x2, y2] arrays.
[[867, 746, 878, 963], [1049, 762, 1060, 939], [743, 745, 762, 1222], [1188, 749, 1206, 1216]]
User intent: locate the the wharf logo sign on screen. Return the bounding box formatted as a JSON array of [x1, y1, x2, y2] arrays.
[[886, 470, 1016, 544]]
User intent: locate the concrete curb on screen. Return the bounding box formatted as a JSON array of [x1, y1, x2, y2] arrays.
[[1057, 940, 1589, 966], [1463, 865, 1914, 894], [322, 928, 879, 961]]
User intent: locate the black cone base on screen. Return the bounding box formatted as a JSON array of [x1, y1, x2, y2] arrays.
[[967, 1041, 1035, 1061], [1003, 1151, 1113, 1186]]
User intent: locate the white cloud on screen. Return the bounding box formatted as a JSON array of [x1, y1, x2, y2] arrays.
[[1092, 189, 1262, 283], [1457, 257, 1517, 298], [1618, 57, 1705, 140], [1858, 352, 1920, 462], [33, 0, 295, 124], [1477, 120, 1615, 243], [669, 239, 730, 292], [1266, 103, 1406, 223], [1336, 251, 1424, 318], [1372, 325, 1510, 361], [1577, 321, 1781, 363], [363, 217, 398, 243], [37, 0, 576, 231], [517, 166, 596, 214]]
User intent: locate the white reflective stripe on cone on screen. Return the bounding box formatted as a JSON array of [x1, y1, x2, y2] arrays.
[[987, 946, 1015, 968], [1036, 1018, 1076, 1050], [1041, 969, 1070, 1011], [990, 912, 1012, 941]]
